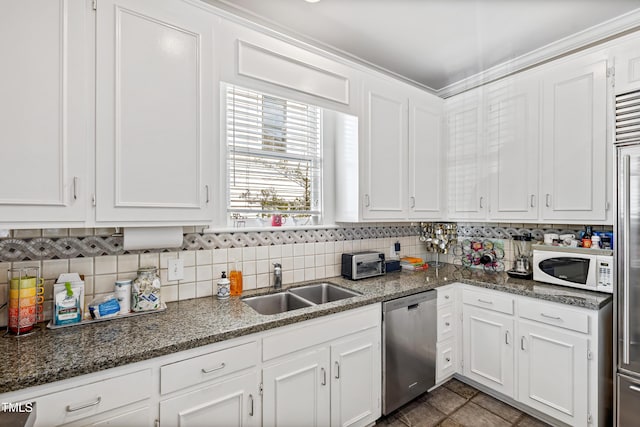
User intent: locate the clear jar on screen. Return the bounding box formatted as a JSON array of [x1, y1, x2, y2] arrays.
[[131, 267, 161, 312]]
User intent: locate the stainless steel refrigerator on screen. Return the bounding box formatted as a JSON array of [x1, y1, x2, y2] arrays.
[[615, 89, 640, 425]]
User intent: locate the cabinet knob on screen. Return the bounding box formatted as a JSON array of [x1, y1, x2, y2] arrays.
[[479, 196, 484, 209], [410, 196, 416, 208], [445, 322, 450, 327], [530, 194, 535, 208], [334, 361, 340, 379], [73, 176, 79, 201], [205, 185, 210, 204], [545, 193, 551, 208], [445, 357, 451, 363], [249, 394, 254, 416], [364, 194, 370, 207]]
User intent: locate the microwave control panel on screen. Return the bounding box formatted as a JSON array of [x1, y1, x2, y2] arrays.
[[596, 256, 614, 292]]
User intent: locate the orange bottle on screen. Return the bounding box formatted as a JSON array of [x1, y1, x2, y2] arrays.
[[229, 262, 243, 296]]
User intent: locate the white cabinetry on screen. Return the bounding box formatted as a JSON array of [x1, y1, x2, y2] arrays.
[[446, 88, 485, 220], [462, 299, 515, 397], [331, 331, 380, 427], [447, 77, 539, 221], [613, 34, 640, 95], [518, 320, 588, 426], [408, 92, 445, 220], [337, 76, 443, 222], [485, 78, 540, 221], [161, 371, 260, 427], [262, 304, 381, 427], [456, 284, 611, 426], [0, 0, 89, 227], [263, 348, 330, 427], [96, 0, 216, 224], [540, 53, 608, 222], [436, 285, 458, 384], [360, 76, 409, 220]]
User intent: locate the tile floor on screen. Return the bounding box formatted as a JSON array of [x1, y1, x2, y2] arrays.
[[378, 379, 551, 427]]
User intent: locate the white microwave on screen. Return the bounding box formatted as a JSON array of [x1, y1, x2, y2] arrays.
[[533, 248, 613, 293]]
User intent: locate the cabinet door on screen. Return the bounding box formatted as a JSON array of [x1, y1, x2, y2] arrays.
[[361, 77, 408, 220], [518, 320, 588, 426], [447, 89, 486, 220], [540, 55, 608, 222], [485, 78, 539, 220], [331, 329, 381, 427], [613, 35, 640, 95], [262, 348, 330, 427], [462, 306, 514, 397], [408, 93, 444, 220], [160, 371, 260, 427], [0, 0, 88, 225], [96, 0, 215, 223]]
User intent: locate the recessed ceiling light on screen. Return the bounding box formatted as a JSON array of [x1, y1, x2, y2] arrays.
[[305, 0, 321, 3]]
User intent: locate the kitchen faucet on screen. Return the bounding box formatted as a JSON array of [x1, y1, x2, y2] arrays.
[[273, 263, 282, 289]]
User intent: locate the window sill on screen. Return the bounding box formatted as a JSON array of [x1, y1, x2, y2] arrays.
[[202, 224, 340, 234]]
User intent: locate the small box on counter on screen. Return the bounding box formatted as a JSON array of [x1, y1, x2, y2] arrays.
[[54, 273, 85, 325], [385, 260, 401, 272]]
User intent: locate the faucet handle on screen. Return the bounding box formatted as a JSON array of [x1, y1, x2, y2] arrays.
[[273, 262, 281, 269]]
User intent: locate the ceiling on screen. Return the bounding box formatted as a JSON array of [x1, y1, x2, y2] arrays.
[[207, 0, 640, 94]]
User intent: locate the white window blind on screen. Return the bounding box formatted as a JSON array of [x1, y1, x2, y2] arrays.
[[226, 85, 322, 221]]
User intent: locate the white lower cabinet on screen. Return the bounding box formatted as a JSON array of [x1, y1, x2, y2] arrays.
[[262, 306, 381, 427], [262, 348, 331, 427], [160, 371, 260, 427], [435, 285, 459, 385], [331, 331, 381, 427], [456, 284, 611, 426], [518, 320, 588, 426], [462, 305, 515, 397]]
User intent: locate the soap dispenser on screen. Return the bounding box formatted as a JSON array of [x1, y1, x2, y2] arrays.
[[217, 272, 230, 300]]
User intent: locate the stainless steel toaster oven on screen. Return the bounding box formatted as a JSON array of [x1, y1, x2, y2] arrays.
[[341, 251, 385, 280]]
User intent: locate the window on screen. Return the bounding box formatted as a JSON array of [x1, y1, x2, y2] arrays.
[[226, 85, 322, 227]]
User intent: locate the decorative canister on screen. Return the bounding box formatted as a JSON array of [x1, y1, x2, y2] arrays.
[[131, 267, 161, 312]]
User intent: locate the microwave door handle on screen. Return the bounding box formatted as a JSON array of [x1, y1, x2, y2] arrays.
[[623, 154, 631, 365]]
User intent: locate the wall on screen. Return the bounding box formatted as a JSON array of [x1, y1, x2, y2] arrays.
[[0, 221, 613, 326], [0, 224, 425, 325]]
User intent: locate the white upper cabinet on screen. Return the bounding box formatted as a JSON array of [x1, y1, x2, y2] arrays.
[[540, 53, 608, 222], [612, 33, 640, 95], [95, 0, 216, 224], [0, 0, 89, 227], [485, 77, 540, 221], [335, 75, 443, 222], [361, 76, 409, 220], [408, 91, 444, 220], [446, 88, 486, 220]]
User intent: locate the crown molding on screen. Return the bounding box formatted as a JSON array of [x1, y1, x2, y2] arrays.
[[199, 0, 438, 94], [437, 7, 640, 99]]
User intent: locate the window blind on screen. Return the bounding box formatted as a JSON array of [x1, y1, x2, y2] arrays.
[[226, 85, 322, 218]]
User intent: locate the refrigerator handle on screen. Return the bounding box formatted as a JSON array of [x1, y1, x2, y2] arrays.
[[623, 154, 631, 365]]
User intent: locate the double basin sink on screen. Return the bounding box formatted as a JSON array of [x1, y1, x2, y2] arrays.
[[242, 282, 361, 315]]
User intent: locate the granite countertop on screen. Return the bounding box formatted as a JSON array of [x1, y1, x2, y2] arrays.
[[0, 264, 611, 395]]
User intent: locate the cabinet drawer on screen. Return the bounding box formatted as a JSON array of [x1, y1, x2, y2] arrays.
[[462, 288, 514, 314], [437, 304, 455, 342], [161, 341, 258, 395], [518, 299, 590, 334], [437, 286, 455, 306], [436, 338, 456, 383], [33, 369, 151, 426]]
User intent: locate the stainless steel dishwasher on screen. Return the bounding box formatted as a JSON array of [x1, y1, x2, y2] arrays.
[[382, 290, 437, 415]]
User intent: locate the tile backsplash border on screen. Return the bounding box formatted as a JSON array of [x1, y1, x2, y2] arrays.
[[0, 224, 421, 262]]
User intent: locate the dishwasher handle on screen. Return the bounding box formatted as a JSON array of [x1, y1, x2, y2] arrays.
[[407, 303, 420, 311]]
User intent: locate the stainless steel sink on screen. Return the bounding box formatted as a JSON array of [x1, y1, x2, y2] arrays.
[[288, 282, 361, 304], [242, 292, 314, 315]]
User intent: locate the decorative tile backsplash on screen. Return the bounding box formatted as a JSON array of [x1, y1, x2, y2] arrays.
[[0, 221, 612, 327], [0, 224, 421, 262]]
